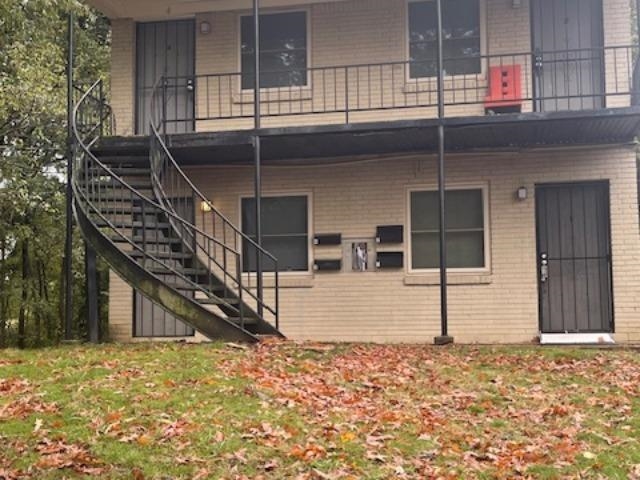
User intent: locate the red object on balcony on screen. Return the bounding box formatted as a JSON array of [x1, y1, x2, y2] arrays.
[[484, 65, 522, 110]]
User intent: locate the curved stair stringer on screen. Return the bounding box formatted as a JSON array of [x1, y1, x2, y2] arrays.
[[72, 79, 276, 343], [148, 173, 282, 337], [73, 196, 260, 343], [149, 84, 284, 338]]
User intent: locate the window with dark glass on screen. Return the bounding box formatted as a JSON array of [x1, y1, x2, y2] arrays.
[[241, 11, 308, 90], [410, 189, 485, 269], [242, 196, 309, 272], [408, 0, 481, 78]]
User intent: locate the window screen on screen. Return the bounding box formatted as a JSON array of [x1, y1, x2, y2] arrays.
[[241, 11, 308, 89], [409, 0, 481, 78], [410, 189, 485, 269], [242, 195, 309, 272]]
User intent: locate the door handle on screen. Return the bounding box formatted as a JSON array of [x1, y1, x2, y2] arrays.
[[186, 79, 194, 92], [540, 253, 549, 283]]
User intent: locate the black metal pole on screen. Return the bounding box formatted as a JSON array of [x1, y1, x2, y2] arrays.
[[253, 1, 261, 129], [85, 243, 100, 343], [636, 0, 640, 44], [253, 0, 264, 315], [64, 12, 74, 341], [632, 0, 640, 106], [435, 0, 451, 344]]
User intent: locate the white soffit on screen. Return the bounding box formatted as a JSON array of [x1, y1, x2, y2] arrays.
[[86, 0, 349, 19]]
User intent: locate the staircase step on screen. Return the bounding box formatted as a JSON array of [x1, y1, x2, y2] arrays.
[[148, 266, 207, 276], [87, 188, 154, 201], [82, 181, 152, 190], [129, 250, 192, 260], [228, 317, 258, 326], [162, 284, 242, 305], [132, 235, 183, 244], [99, 205, 162, 214], [131, 230, 183, 240], [163, 283, 203, 291], [198, 297, 240, 306], [99, 159, 150, 168], [92, 146, 149, 161], [110, 235, 183, 245], [94, 220, 171, 229], [87, 167, 150, 176]]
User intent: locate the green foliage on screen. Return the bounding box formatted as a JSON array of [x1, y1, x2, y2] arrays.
[[0, 0, 110, 347]]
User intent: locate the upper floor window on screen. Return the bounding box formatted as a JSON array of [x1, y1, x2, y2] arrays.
[[410, 187, 487, 270], [241, 195, 309, 272], [408, 0, 481, 78], [241, 11, 308, 90]]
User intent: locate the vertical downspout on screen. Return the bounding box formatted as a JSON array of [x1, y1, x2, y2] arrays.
[[636, 0, 640, 91], [637, 0, 640, 44], [65, 12, 74, 341], [435, 0, 452, 344], [253, 0, 264, 316]]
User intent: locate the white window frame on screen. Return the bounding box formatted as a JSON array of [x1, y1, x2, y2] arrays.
[[238, 191, 313, 275], [406, 183, 491, 274], [237, 8, 312, 93], [404, 0, 487, 83]]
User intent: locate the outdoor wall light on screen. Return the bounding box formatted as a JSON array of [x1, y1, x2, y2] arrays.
[[200, 200, 213, 213], [199, 21, 211, 35], [517, 186, 528, 201], [512, 0, 522, 8]]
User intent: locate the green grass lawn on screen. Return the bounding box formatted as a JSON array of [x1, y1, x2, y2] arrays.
[[1, 342, 640, 479]]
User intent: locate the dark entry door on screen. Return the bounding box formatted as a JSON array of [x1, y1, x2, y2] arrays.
[[136, 20, 195, 135], [531, 0, 604, 111], [536, 183, 613, 333]]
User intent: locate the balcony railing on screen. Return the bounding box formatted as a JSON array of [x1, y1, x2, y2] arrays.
[[155, 45, 639, 133]]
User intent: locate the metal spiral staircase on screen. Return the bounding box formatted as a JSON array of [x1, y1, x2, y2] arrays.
[[72, 80, 283, 343]]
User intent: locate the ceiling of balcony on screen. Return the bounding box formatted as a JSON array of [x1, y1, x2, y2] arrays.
[[85, 0, 348, 19]]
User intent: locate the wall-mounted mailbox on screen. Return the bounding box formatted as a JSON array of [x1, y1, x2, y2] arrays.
[[376, 252, 404, 269], [314, 259, 342, 271], [313, 234, 342, 246], [376, 225, 404, 244]]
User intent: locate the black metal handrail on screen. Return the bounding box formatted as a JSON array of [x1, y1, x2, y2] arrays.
[[157, 44, 639, 130], [74, 81, 116, 142], [149, 78, 280, 329], [72, 80, 253, 327]]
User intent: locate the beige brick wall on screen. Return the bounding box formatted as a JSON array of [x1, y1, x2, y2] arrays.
[[108, 145, 640, 344], [110, 18, 136, 136], [188, 146, 640, 343], [603, 0, 633, 107], [108, 270, 133, 341], [109, 0, 633, 134]]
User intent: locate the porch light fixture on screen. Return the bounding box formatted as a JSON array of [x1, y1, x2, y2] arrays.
[[199, 21, 211, 35], [512, 0, 522, 7], [200, 200, 213, 213], [517, 186, 528, 201]]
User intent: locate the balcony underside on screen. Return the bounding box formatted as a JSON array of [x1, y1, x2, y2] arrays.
[[99, 107, 640, 165]]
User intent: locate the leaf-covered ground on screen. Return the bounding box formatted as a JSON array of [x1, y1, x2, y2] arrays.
[[1, 343, 640, 479]]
